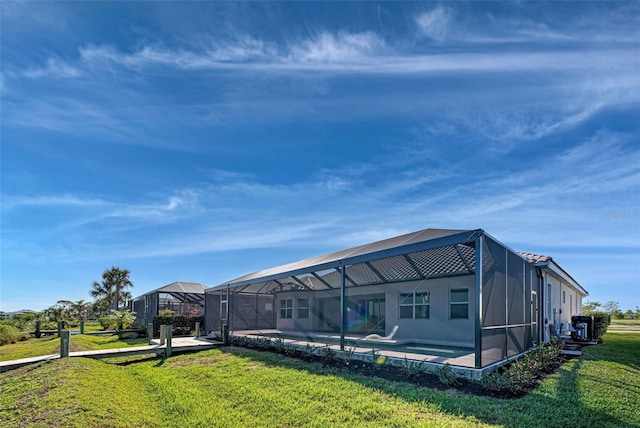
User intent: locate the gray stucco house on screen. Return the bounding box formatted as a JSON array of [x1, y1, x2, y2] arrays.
[[205, 228, 587, 375]]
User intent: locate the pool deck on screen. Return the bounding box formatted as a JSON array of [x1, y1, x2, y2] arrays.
[[232, 329, 477, 370]]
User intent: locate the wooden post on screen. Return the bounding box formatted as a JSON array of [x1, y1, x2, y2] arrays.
[[35, 319, 41, 339], [147, 323, 153, 344], [80, 318, 85, 335], [160, 325, 166, 346], [57, 321, 63, 337], [60, 330, 70, 358], [222, 324, 229, 345], [165, 328, 172, 358], [195, 322, 200, 338]]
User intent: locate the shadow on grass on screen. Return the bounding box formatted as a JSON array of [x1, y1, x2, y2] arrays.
[[211, 345, 631, 428], [579, 333, 640, 372]]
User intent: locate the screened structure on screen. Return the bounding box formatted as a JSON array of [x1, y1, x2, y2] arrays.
[[206, 229, 546, 370], [131, 282, 207, 327]]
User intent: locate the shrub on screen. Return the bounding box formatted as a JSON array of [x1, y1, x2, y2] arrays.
[[137, 325, 148, 338], [401, 357, 427, 378], [272, 337, 285, 352], [0, 325, 23, 345], [152, 315, 204, 337], [437, 363, 459, 386], [321, 346, 336, 362], [159, 309, 175, 317], [99, 315, 115, 330], [338, 347, 355, 365], [591, 312, 610, 340], [303, 343, 316, 358], [481, 342, 563, 393]]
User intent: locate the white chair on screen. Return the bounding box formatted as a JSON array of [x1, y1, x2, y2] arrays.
[[363, 325, 399, 341]]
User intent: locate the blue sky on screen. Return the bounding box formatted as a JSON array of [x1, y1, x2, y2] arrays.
[[1, 1, 639, 312]]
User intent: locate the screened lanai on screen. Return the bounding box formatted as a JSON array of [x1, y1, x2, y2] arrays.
[[131, 281, 207, 327], [205, 229, 542, 371]]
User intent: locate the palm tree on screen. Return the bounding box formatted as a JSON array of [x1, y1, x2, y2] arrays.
[[43, 304, 67, 323], [103, 267, 134, 312], [119, 290, 132, 310], [57, 299, 90, 320], [90, 279, 114, 313]]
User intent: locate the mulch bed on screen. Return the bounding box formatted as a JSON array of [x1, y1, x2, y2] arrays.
[[229, 340, 571, 399]]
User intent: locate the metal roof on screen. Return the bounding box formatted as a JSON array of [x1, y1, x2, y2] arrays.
[[209, 228, 482, 293], [132, 281, 207, 301]]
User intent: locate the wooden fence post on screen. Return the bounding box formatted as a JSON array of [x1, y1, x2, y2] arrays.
[[57, 321, 63, 337], [165, 328, 172, 358], [222, 324, 229, 345], [195, 322, 200, 338], [147, 323, 153, 344], [35, 319, 41, 339], [160, 325, 166, 346], [80, 318, 85, 335], [60, 330, 70, 358]]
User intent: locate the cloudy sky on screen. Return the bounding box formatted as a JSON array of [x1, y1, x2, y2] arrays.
[[1, 1, 639, 312]]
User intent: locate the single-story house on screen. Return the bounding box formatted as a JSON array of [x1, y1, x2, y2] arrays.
[[205, 228, 587, 375], [130, 281, 207, 326]]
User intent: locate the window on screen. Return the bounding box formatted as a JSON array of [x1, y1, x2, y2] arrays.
[[220, 300, 228, 321], [297, 298, 309, 319], [450, 288, 469, 319], [279, 299, 292, 319], [399, 291, 430, 319]]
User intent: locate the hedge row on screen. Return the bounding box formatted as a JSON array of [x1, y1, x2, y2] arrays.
[[591, 312, 610, 341], [152, 315, 204, 337]]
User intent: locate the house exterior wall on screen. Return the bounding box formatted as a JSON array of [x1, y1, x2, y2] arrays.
[[544, 270, 585, 337], [274, 275, 476, 348]]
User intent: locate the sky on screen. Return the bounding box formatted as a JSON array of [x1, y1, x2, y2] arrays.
[[1, 1, 639, 313]]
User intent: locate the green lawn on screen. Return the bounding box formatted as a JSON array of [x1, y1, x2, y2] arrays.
[[0, 334, 147, 362], [1, 333, 638, 427], [82, 321, 106, 332], [609, 319, 640, 331]]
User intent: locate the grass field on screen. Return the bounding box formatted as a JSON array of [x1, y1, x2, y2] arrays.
[[0, 333, 147, 362], [1, 333, 638, 427], [609, 319, 640, 332]]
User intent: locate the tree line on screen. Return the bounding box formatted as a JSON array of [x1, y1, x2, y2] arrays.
[[583, 300, 640, 320], [24, 266, 134, 327]]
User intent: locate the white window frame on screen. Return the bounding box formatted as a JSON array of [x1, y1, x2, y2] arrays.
[[399, 291, 430, 319], [279, 299, 293, 319], [297, 298, 310, 319], [450, 288, 469, 319]]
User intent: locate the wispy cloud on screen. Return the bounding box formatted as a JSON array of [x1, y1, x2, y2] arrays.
[[22, 58, 83, 79], [4, 129, 638, 266], [288, 32, 385, 63], [71, 41, 637, 75], [415, 6, 452, 42]]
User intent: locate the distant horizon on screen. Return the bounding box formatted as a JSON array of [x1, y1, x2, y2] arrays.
[[1, 2, 638, 313]]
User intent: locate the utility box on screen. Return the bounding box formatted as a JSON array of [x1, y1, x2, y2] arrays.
[[571, 315, 594, 341]]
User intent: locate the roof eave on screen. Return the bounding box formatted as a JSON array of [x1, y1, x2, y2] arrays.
[[535, 261, 588, 296]]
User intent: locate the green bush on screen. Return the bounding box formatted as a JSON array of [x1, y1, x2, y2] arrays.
[[0, 324, 24, 345], [591, 312, 610, 340], [99, 315, 115, 330], [436, 363, 459, 386], [152, 315, 204, 336], [481, 341, 563, 393]]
